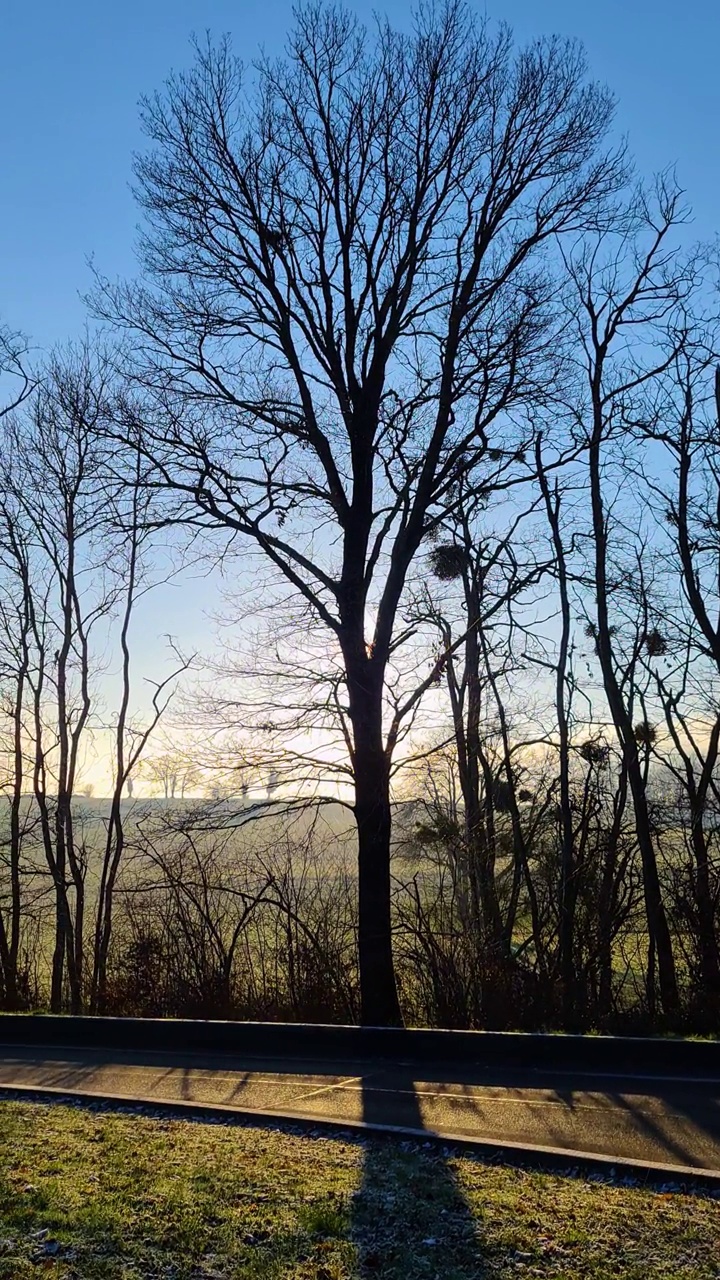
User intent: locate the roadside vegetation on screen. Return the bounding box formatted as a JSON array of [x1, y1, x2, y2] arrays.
[[0, 1100, 717, 1279]]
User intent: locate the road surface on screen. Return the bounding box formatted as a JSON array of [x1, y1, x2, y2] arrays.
[[0, 1045, 719, 1174]]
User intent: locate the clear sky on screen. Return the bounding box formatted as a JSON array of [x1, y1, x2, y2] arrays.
[[1, 0, 718, 789]]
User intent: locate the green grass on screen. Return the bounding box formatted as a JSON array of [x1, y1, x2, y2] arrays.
[[0, 1101, 718, 1278]]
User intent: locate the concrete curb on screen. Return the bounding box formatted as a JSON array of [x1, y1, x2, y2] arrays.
[[1, 1080, 719, 1193], [1, 1014, 719, 1076]]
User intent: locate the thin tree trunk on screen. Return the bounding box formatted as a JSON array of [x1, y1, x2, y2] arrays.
[[462, 570, 505, 960], [588, 375, 679, 1019], [597, 757, 629, 1022], [91, 501, 138, 1013], [536, 441, 576, 1026], [7, 648, 26, 1008]]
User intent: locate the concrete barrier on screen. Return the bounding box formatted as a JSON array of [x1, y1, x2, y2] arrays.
[[0, 1014, 718, 1076]]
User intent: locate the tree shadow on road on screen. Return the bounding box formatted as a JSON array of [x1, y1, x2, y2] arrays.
[[350, 1067, 490, 1279]]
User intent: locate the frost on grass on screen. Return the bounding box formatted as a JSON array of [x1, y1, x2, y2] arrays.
[[0, 1101, 718, 1279]]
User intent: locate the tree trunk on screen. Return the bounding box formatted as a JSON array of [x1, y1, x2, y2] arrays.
[[597, 760, 629, 1022], [462, 575, 505, 962], [5, 644, 28, 1009], [0, 922, 16, 1010], [346, 656, 403, 1027], [689, 813, 720, 1006], [50, 883, 67, 1012], [55, 800, 82, 1014], [91, 799, 124, 1013], [623, 747, 678, 1018], [536, 444, 576, 1026]]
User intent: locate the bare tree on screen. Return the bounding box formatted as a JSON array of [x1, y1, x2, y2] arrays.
[[412, 483, 548, 969], [91, 633, 190, 1011], [4, 350, 128, 1011], [140, 751, 184, 801], [95, 3, 624, 1022], [634, 348, 720, 1013], [0, 345, 184, 1012], [0, 499, 35, 1006], [0, 323, 32, 419], [535, 438, 578, 1022], [563, 181, 701, 1018]]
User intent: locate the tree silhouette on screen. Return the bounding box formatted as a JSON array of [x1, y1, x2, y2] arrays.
[[96, 2, 624, 1023]]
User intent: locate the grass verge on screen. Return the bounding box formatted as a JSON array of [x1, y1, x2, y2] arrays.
[[0, 1099, 717, 1278]]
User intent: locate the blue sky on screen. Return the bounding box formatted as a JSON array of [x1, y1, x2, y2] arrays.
[[2, 0, 718, 351]]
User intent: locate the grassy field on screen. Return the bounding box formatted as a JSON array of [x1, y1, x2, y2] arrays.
[[0, 1101, 718, 1278]]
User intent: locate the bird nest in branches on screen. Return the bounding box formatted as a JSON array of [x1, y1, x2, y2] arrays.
[[430, 543, 470, 580], [579, 739, 609, 765], [644, 628, 668, 657], [633, 721, 657, 747]]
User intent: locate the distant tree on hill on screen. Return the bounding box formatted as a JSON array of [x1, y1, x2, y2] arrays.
[[140, 752, 200, 800]]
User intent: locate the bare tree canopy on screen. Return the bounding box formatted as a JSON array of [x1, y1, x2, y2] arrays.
[[0, 343, 186, 1012], [0, 323, 32, 418]]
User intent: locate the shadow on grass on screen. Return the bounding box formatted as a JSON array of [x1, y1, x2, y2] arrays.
[[351, 1068, 488, 1278]]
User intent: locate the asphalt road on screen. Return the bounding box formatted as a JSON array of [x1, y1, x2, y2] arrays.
[[1, 1045, 719, 1174]]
